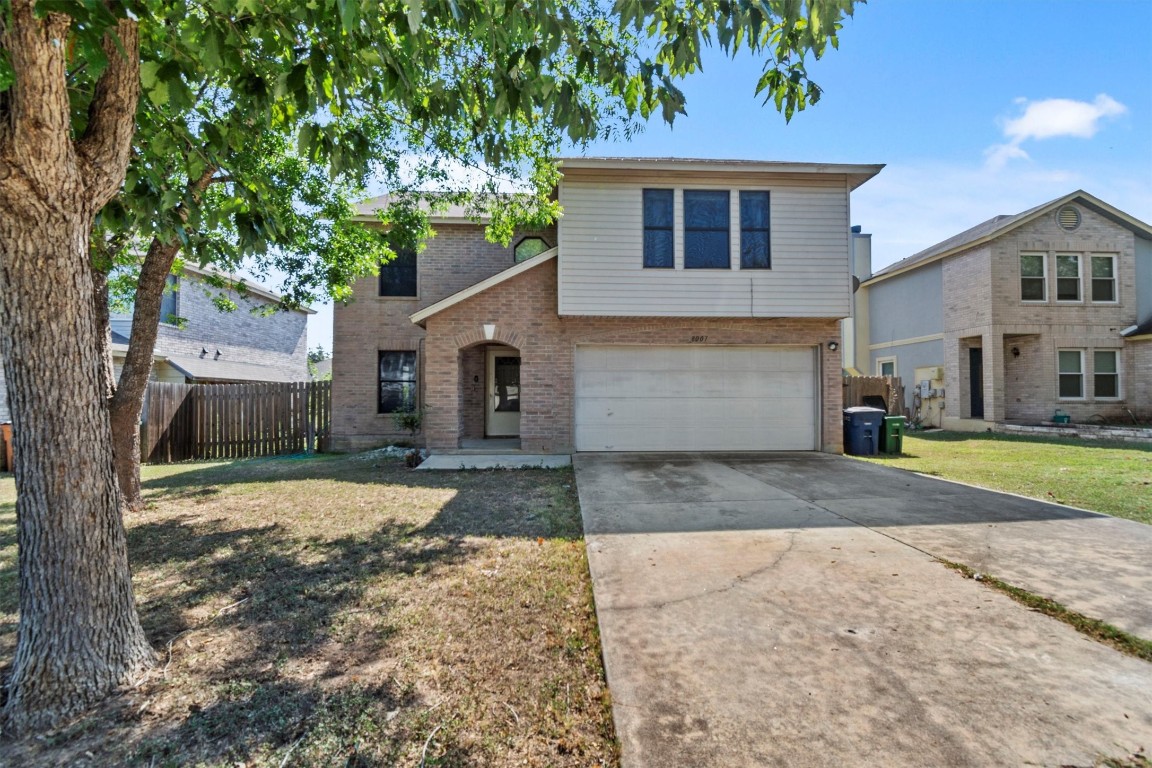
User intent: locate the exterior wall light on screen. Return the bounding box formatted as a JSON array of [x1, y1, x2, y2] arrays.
[[827, 341, 839, 351]]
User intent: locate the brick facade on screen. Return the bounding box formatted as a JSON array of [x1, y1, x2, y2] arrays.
[[331, 223, 556, 450], [151, 274, 310, 380], [941, 202, 1147, 426], [418, 259, 843, 454]]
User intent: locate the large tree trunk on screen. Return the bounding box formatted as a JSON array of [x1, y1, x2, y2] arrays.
[[0, 6, 154, 734]]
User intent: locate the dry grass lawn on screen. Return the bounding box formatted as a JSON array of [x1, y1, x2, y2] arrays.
[[0, 452, 617, 767]]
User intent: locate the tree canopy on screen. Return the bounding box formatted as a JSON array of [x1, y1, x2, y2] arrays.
[[0, 0, 860, 733]]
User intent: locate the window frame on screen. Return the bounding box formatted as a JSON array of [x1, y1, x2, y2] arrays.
[[682, 189, 731, 269], [1093, 349, 1121, 400], [1090, 254, 1118, 304], [159, 274, 180, 326], [876, 357, 897, 377], [739, 190, 771, 270], [1057, 349, 1085, 400], [1054, 253, 1082, 303], [513, 236, 550, 264], [1019, 252, 1047, 303], [377, 350, 418, 414], [378, 248, 418, 298], [642, 188, 675, 269]]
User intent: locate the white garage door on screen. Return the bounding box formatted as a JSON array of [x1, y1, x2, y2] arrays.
[[574, 345, 818, 451]]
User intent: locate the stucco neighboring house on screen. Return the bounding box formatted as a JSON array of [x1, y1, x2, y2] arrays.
[[848, 191, 1152, 429], [332, 157, 883, 454], [110, 263, 313, 384]]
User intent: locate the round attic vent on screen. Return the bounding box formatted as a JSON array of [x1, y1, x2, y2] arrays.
[[1056, 205, 1081, 232]]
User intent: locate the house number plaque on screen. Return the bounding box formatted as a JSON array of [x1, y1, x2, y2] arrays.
[[689, 335, 709, 343]]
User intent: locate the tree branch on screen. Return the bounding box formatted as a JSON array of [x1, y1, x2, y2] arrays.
[[76, 17, 141, 208]]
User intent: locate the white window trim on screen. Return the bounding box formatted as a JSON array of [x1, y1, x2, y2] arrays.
[[1054, 253, 1083, 304], [1020, 252, 1047, 303], [1089, 253, 1119, 304], [1057, 349, 1085, 401], [876, 356, 897, 377], [1092, 349, 1122, 401]]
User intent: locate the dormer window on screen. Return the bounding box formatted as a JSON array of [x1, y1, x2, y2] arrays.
[[514, 236, 550, 263]]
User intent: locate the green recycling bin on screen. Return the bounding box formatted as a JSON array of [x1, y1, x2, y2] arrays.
[[882, 416, 905, 455]]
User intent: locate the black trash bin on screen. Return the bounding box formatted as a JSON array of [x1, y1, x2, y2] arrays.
[[843, 406, 886, 456]]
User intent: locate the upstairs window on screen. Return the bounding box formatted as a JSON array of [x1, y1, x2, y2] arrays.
[[739, 191, 771, 269], [379, 249, 417, 297], [378, 351, 417, 413], [642, 189, 674, 268], [1055, 254, 1081, 301], [1057, 350, 1084, 399], [514, 236, 550, 263], [684, 190, 730, 269], [159, 274, 179, 324], [1020, 253, 1046, 301], [1091, 254, 1117, 302], [1094, 350, 1119, 399]]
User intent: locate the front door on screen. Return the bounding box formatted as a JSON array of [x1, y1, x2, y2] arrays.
[[486, 349, 521, 437], [969, 347, 984, 419]]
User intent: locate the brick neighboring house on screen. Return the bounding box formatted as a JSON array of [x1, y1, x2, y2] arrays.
[[332, 157, 883, 454], [848, 191, 1152, 429], [109, 264, 312, 385]]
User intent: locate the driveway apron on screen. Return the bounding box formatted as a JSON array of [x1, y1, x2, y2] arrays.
[[574, 452, 1152, 768]]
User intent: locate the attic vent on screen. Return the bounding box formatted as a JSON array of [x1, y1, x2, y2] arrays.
[[1056, 206, 1081, 232]]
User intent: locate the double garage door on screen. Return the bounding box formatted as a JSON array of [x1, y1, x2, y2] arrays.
[[574, 345, 819, 452]]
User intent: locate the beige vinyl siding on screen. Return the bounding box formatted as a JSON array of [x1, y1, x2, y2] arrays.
[[558, 173, 852, 317]]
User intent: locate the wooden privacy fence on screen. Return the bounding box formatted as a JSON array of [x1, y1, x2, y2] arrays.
[[142, 380, 331, 463], [843, 375, 905, 416]]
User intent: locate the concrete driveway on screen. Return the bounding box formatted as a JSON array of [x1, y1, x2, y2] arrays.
[[574, 452, 1152, 768]]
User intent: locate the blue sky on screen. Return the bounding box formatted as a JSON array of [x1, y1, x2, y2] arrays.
[[305, 0, 1152, 350]]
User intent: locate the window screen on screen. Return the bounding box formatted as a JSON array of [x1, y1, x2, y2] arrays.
[[684, 190, 730, 269], [643, 189, 674, 268], [739, 191, 771, 269], [379, 249, 418, 297]]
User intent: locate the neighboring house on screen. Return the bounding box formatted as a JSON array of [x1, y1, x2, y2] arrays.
[[332, 157, 883, 454], [851, 191, 1152, 429], [110, 263, 312, 384]]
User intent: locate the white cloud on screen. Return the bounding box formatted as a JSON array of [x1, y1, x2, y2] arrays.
[[1003, 94, 1126, 142], [984, 94, 1127, 171]]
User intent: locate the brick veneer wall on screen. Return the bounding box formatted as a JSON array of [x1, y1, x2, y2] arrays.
[[331, 223, 556, 450], [422, 258, 844, 454], [942, 204, 1146, 423], [154, 274, 309, 380]]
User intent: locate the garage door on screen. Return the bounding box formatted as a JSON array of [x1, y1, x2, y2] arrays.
[[574, 345, 818, 451]]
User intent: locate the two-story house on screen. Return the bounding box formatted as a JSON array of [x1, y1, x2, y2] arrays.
[[332, 157, 883, 454], [110, 263, 312, 384], [849, 191, 1152, 429]]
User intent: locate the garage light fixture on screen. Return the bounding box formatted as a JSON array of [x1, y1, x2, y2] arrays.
[[827, 341, 839, 351]]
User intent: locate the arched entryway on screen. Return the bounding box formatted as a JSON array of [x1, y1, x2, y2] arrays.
[[458, 341, 521, 447]]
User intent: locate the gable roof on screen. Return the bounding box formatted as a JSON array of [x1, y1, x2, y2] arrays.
[[865, 190, 1152, 285], [181, 263, 316, 314], [352, 194, 479, 224], [409, 247, 557, 326]]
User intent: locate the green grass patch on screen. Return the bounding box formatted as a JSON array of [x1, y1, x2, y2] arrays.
[[940, 559, 1152, 663], [859, 431, 1152, 524]]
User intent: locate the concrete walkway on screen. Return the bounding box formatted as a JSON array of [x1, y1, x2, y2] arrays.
[[574, 452, 1152, 768]]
